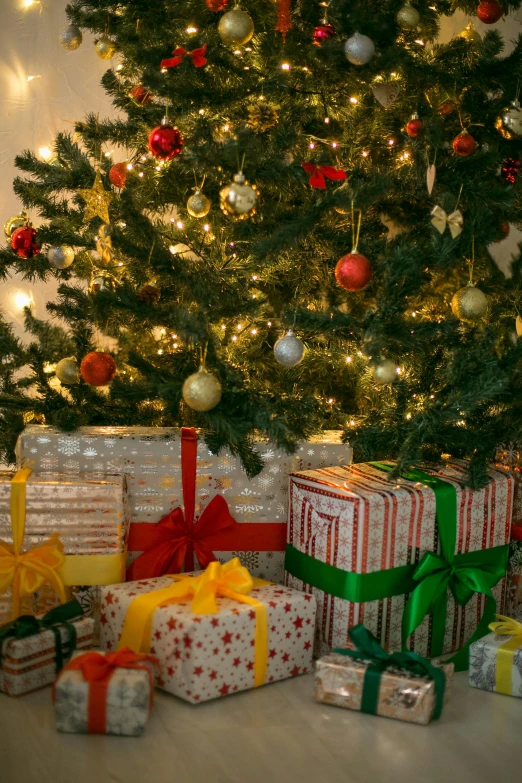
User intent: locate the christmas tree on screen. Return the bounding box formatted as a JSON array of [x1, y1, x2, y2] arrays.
[[1, 0, 522, 484]]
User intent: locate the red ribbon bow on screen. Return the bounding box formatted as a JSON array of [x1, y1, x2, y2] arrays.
[[55, 649, 158, 734], [301, 162, 346, 189], [161, 44, 208, 70], [127, 427, 237, 580]]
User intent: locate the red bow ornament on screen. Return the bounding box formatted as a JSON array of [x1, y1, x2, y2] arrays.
[[127, 427, 237, 580], [302, 162, 346, 189], [161, 44, 208, 70]]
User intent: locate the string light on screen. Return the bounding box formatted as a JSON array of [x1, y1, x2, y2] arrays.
[[176, 221, 184, 229], [138, 172, 144, 178], [331, 142, 338, 148], [324, 117, 330, 124], [309, 143, 315, 149], [251, 328, 257, 335], [26, 75, 41, 82], [221, 325, 226, 331], [232, 335, 238, 342], [346, 356, 352, 363], [361, 151, 369, 157], [22, 0, 41, 8], [38, 147, 52, 161], [281, 62, 291, 71], [252, 274, 258, 280], [13, 291, 34, 311], [186, 26, 198, 34], [349, 97, 358, 104], [126, 163, 133, 170], [203, 224, 210, 232]]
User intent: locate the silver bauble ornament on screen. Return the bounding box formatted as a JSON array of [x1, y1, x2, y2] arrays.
[[55, 357, 80, 385], [220, 171, 258, 219], [396, 3, 420, 29], [182, 366, 222, 412], [372, 359, 397, 385], [96, 36, 117, 60], [4, 212, 28, 239], [495, 100, 522, 141], [273, 330, 305, 367], [47, 245, 74, 269], [90, 271, 114, 294], [59, 24, 83, 51], [187, 189, 211, 218], [218, 8, 254, 46], [344, 32, 375, 66], [451, 282, 488, 323]]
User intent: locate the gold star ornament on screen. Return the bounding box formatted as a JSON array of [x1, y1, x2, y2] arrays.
[[77, 170, 114, 224]]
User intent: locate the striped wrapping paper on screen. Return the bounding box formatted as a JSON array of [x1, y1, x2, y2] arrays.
[[285, 460, 513, 658]]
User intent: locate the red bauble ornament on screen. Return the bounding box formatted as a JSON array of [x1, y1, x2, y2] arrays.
[[335, 251, 372, 292], [476, 1, 503, 24], [109, 162, 128, 189], [11, 225, 40, 258], [313, 23, 336, 45], [452, 131, 476, 156], [406, 114, 423, 137], [206, 0, 228, 9], [148, 121, 183, 161], [80, 352, 116, 386], [129, 85, 152, 105], [502, 157, 520, 184]]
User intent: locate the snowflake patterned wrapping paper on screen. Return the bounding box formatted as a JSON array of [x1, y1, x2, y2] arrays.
[[16, 426, 352, 583], [285, 460, 513, 662], [469, 617, 522, 698], [99, 571, 316, 704], [0, 616, 94, 697], [506, 526, 522, 620], [315, 654, 454, 725]]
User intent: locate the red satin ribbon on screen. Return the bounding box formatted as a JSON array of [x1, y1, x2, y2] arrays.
[[55, 649, 158, 734], [302, 162, 346, 189], [161, 44, 208, 69]]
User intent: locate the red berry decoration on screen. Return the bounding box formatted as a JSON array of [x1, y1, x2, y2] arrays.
[[452, 130, 476, 157], [129, 85, 152, 105], [406, 113, 423, 137], [80, 351, 116, 386], [335, 251, 372, 292], [502, 157, 520, 184], [206, 0, 228, 9], [11, 225, 40, 258], [476, 1, 503, 24], [313, 23, 336, 45], [109, 162, 128, 189], [148, 121, 183, 161]]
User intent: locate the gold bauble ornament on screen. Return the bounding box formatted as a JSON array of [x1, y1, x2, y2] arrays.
[[90, 271, 114, 294], [495, 100, 522, 141], [59, 24, 83, 51], [372, 359, 397, 385], [47, 245, 75, 269], [451, 282, 488, 323], [456, 20, 482, 43], [220, 171, 258, 219], [397, 2, 420, 28], [187, 189, 211, 218], [4, 211, 28, 239], [218, 8, 254, 46], [182, 366, 222, 412], [247, 103, 279, 132], [96, 36, 117, 60], [55, 357, 80, 385]]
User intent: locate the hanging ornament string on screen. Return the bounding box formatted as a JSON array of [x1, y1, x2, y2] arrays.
[[469, 236, 475, 285], [276, 0, 293, 41], [351, 202, 363, 252]]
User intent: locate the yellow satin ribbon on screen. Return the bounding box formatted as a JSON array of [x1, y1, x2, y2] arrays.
[[489, 614, 522, 695], [118, 558, 270, 689], [0, 468, 126, 620]]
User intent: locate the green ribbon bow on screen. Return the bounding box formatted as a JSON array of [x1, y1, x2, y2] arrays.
[[0, 600, 84, 673], [334, 623, 446, 720]]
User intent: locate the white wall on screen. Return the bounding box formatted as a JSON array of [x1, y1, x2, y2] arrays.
[[1, 1, 520, 338]]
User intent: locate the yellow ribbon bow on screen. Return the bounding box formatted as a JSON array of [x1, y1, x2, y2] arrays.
[[95, 224, 113, 266], [119, 558, 270, 688], [488, 614, 522, 695], [0, 469, 67, 619], [431, 205, 464, 239]]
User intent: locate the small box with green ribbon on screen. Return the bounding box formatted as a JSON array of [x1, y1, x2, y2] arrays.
[[285, 460, 513, 670]]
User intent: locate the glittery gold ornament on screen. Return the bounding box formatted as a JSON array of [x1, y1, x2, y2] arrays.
[[451, 282, 488, 323], [495, 101, 522, 141], [456, 20, 482, 43], [220, 171, 258, 219], [372, 359, 397, 385], [96, 36, 117, 60], [55, 357, 80, 384], [218, 8, 254, 46], [4, 211, 28, 239], [47, 245, 75, 269], [247, 102, 279, 132], [90, 271, 114, 294], [187, 189, 211, 218], [77, 170, 114, 224], [59, 25, 83, 51], [23, 411, 46, 425], [182, 366, 222, 411]]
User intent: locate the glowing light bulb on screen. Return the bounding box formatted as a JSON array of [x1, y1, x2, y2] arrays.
[[39, 146, 52, 161], [362, 151, 369, 157], [13, 291, 34, 310], [346, 356, 352, 363], [176, 221, 184, 229], [138, 172, 144, 178], [251, 328, 257, 335], [157, 349, 163, 355], [349, 97, 358, 104], [27, 75, 41, 82], [252, 274, 258, 280], [232, 335, 238, 342], [126, 163, 133, 170], [331, 142, 338, 148], [267, 321, 272, 327], [324, 117, 330, 124], [396, 367, 401, 374], [223, 124, 230, 131], [281, 62, 291, 71], [233, 50, 242, 56], [309, 143, 315, 149], [186, 26, 198, 34], [328, 398, 334, 404], [406, 413, 412, 420], [203, 224, 210, 232], [221, 325, 226, 331], [388, 139, 395, 146], [236, 324, 242, 331]]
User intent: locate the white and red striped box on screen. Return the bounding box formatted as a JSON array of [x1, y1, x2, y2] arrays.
[[285, 460, 513, 657]]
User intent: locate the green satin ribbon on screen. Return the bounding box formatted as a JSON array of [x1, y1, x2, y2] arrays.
[[0, 599, 83, 673], [334, 623, 446, 720]]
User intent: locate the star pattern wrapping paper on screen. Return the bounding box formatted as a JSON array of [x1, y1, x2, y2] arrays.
[[99, 577, 316, 703], [285, 460, 513, 658]]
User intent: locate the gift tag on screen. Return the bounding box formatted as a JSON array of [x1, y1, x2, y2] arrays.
[[372, 82, 400, 109], [427, 163, 436, 195]]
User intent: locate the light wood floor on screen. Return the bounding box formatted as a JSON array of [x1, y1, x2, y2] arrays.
[[1, 672, 519, 783]]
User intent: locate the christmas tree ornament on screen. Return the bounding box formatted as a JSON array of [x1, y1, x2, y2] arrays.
[[95, 224, 114, 266], [109, 162, 128, 189], [451, 282, 488, 323], [4, 211, 28, 239], [275, 0, 292, 41], [206, 0, 228, 10], [182, 366, 222, 411], [89, 271, 114, 294], [516, 315, 522, 337], [148, 119, 183, 161], [313, 22, 336, 45], [55, 357, 80, 385], [501, 157, 520, 184], [406, 112, 422, 137], [137, 284, 161, 304], [452, 130, 476, 156], [431, 206, 463, 239], [397, 2, 420, 28], [273, 330, 305, 367], [335, 252, 372, 291], [47, 245, 75, 269], [218, 8, 254, 46], [247, 102, 279, 132], [220, 171, 258, 219], [161, 44, 208, 71], [426, 162, 437, 195], [372, 82, 400, 108], [372, 359, 397, 385], [80, 351, 116, 386], [476, 1, 503, 24], [11, 225, 40, 258], [302, 162, 346, 189], [344, 32, 375, 65], [187, 189, 211, 218], [456, 20, 482, 43], [495, 101, 522, 140], [77, 170, 114, 224], [59, 25, 83, 51], [95, 36, 117, 60], [129, 85, 152, 105]]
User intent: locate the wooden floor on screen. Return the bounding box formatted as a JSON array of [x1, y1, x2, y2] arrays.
[[1, 672, 519, 783]]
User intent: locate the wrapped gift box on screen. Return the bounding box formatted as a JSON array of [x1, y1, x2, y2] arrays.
[[506, 526, 522, 620], [99, 562, 316, 704], [285, 460, 513, 659], [16, 426, 352, 582], [469, 619, 522, 697], [54, 649, 157, 735]]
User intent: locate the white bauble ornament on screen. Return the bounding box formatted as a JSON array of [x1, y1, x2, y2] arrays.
[[397, 3, 420, 29], [55, 357, 80, 385], [344, 32, 375, 66], [373, 359, 397, 385], [273, 330, 305, 367], [47, 245, 75, 269]]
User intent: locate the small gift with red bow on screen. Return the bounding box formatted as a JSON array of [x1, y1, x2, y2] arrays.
[[54, 648, 159, 735]]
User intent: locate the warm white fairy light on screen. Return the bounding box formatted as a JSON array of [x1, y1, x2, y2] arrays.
[[362, 151, 369, 157], [160, 328, 166, 336], [233, 50, 242, 56], [251, 328, 257, 335], [138, 172, 144, 178], [406, 413, 412, 419], [155, 166, 161, 171], [346, 356, 352, 363], [221, 325, 226, 330], [176, 221, 184, 229], [328, 398, 334, 404], [331, 142, 338, 148], [252, 274, 258, 280], [388, 139, 395, 146], [232, 335, 238, 342], [281, 62, 291, 70], [223, 124, 230, 131], [13, 291, 34, 311], [324, 117, 330, 124], [173, 342, 178, 349], [203, 224, 210, 232], [236, 324, 242, 330], [39, 146, 52, 161], [186, 26, 198, 34], [349, 97, 358, 104], [267, 321, 272, 327], [157, 349, 163, 355], [27, 75, 41, 82], [396, 367, 401, 374], [126, 163, 133, 170], [309, 143, 315, 149]]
